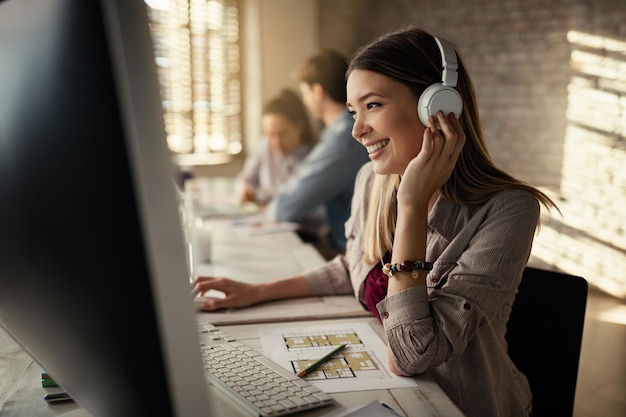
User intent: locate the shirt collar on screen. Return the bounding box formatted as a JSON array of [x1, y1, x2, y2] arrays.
[[428, 195, 461, 241]]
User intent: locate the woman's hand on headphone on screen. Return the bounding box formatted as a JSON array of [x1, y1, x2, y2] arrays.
[[398, 110, 465, 209]]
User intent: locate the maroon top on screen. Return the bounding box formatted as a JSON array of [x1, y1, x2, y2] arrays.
[[362, 253, 390, 322]]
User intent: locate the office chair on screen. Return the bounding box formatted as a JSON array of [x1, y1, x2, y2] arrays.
[[506, 266, 588, 417]]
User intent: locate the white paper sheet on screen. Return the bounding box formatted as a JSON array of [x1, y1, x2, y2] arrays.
[[260, 322, 418, 393]]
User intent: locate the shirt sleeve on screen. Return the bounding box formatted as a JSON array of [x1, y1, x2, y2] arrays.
[[302, 254, 353, 296], [377, 191, 541, 375]]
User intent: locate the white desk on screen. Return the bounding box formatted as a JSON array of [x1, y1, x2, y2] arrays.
[[0, 224, 465, 417], [194, 224, 373, 325], [0, 319, 464, 417], [193, 225, 465, 417]]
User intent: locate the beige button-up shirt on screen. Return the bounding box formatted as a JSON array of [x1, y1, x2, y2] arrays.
[[303, 162, 535, 417]]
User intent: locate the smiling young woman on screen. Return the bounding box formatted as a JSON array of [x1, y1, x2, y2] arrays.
[[193, 26, 558, 417]]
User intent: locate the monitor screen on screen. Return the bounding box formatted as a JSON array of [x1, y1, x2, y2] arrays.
[[0, 0, 213, 416]]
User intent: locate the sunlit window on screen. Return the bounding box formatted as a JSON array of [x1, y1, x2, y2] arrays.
[[145, 0, 242, 158]]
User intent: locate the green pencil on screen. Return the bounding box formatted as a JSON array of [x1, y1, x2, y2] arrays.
[[297, 344, 347, 378]]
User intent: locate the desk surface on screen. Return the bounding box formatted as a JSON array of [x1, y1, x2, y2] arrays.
[[0, 222, 465, 417], [0, 319, 464, 417]]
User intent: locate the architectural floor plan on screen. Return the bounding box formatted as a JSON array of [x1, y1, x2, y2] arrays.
[[261, 322, 418, 392]]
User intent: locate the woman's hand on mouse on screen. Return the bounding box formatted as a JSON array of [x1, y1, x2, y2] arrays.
[[192, 276, 261, 311]]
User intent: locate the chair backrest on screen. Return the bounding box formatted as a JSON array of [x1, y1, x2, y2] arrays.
[[505, 266, 588, 417]]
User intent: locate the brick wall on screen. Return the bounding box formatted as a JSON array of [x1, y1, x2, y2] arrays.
[[319, 0, 626, 298]]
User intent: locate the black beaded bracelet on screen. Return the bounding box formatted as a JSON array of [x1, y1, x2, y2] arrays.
[[382, 260, 433, 279], [392, 260, 433, 273]]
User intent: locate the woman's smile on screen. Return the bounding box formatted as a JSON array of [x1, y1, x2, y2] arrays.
[[365, 139, 390, 155]]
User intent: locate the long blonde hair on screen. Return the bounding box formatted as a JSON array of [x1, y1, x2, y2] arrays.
[[347, 26, 559, 264]]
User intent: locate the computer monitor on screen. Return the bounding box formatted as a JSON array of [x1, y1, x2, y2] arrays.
[[0, 0, 214, 416]]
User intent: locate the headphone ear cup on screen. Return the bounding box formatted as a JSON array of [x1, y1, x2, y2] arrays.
[[417, 83, 463, 126]]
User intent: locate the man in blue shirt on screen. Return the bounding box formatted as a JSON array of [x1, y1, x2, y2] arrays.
[[266, 49, 369, 255]]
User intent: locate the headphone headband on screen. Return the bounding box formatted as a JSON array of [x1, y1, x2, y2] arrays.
[[434, 36, 459, 87]]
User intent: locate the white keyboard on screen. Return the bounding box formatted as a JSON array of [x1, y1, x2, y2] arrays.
[[197, 321, 335, 416]]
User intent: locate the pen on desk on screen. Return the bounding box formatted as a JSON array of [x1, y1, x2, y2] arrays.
[[297, 343, 347, 378]]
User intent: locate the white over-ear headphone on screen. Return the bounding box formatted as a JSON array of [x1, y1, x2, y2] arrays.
[[417, 36, 463, 126]]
